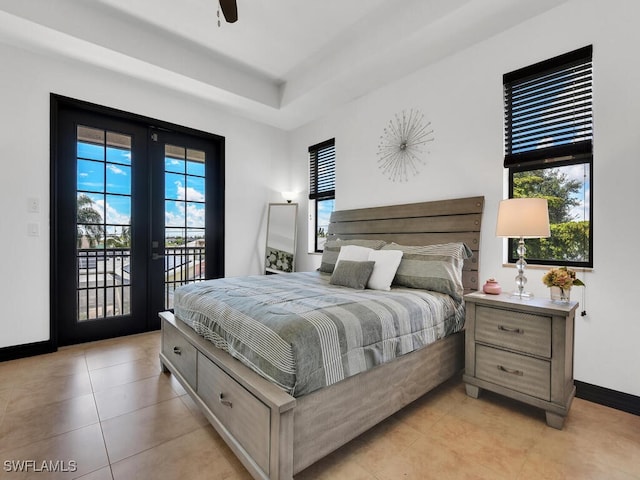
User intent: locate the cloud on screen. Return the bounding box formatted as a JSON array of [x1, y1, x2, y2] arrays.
[[174, 180, 205, 202], [107, 165, 127, 175], [165, 198, 205, 229], [96, 198, 130, 225], [186, 203, 205, 228]]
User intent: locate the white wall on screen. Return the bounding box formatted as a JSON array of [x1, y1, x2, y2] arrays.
[[290, 0, 640, 397], [0, 42, 288, 349]]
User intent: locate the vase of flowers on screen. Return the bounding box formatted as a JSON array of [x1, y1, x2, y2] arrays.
[[542, 266, 585, 302]]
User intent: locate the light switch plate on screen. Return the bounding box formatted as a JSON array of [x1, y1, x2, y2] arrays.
[[28, 223, 40, 237], [28, 198, 40, 213]]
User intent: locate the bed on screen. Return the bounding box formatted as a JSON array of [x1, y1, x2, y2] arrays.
[[159, 195, 484, 480]]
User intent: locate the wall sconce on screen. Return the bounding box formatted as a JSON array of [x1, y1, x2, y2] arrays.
[[496, 198, 550, 298], [281, 191, 297, 203]]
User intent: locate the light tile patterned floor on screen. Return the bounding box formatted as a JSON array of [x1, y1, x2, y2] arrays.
[[0, 331, 639, 479]]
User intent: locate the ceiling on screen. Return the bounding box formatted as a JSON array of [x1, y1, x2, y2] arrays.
[[0, 0, 568, 130]]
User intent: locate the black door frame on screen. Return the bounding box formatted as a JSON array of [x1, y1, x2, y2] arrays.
[[50, 94, 225, 347]]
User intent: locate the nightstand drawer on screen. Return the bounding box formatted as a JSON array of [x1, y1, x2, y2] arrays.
[[475, 305, 551, 357], [476, 344, 551, 401]]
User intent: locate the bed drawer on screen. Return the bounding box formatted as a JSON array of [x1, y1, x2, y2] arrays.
[[197, 352, 270, 473], [475, 344, 550, 401], [162, 320, 198, 388], [475, 305, 551, 357]]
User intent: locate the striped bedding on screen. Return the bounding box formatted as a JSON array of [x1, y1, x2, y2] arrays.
[[173, 271, 465, 397]]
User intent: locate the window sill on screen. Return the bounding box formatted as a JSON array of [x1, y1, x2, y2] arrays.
[[502, 263, 593, 272]]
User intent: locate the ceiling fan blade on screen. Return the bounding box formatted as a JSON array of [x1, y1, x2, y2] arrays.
[[219, 0, 238, 23]]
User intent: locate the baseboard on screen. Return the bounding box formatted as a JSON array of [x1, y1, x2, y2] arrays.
[[0, 340, 56, 362], [575, 380, 640, 417]]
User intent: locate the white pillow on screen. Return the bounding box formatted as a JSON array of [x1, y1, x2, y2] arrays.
[[336, 245, 374, 264], [367, 250, 403, 291]]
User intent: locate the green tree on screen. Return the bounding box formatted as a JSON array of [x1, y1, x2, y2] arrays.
[[512, 168, 589, 262], [77, 194, 104, 248], [513, 169, 581, 223]]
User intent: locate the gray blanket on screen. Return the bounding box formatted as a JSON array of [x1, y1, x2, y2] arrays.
[[174, 271, 464, 397]]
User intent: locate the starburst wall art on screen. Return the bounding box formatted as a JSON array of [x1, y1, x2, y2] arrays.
[[376, 109, 434, 182]]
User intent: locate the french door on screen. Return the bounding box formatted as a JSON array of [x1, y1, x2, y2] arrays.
[[52, 97, 224, 346]]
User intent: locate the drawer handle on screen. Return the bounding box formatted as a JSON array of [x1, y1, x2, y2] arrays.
[[219, 393, 233, 408], [498, 325, 524, 334], [173, 346, 182, 355], [497, 365, 524, 376]]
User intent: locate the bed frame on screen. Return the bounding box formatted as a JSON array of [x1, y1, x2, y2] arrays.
[[159, 195, 484, 480]]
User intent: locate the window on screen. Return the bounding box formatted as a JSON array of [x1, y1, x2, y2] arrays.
[[309, 139, 335, 252], [504, 46, 593, 267]]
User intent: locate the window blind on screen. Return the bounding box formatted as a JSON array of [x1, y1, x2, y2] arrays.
[[309, 139, 335, 200], [504, 46, 593, 168]]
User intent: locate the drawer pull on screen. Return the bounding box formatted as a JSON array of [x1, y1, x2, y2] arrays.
[[497, 365, 524, 376], [173, 346, 182, 355], [219, 393, 233, 408], [498, 325, 524, 334]]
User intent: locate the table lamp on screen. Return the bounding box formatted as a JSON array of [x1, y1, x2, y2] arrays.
[[496, 198, 550, 298]]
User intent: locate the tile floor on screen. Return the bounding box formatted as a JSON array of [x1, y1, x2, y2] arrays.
[[0, 331, 639, 479]]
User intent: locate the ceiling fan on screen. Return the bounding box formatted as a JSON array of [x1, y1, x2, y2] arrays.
[[218, 0, 238, 24]]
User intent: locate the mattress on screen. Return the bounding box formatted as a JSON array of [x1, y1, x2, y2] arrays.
[[173, 271, 465, 397]]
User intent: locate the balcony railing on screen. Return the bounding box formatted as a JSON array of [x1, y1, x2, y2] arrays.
[[76, 246, 206, 321]]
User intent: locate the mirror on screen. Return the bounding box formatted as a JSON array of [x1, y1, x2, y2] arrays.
[[265, 203, 298, 274]]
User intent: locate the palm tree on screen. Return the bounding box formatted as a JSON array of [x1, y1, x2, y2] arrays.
[[106, 225, 131, 248], [77, 194, 104, 248]]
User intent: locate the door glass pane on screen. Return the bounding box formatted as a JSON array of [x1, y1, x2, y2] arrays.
[[106, 164, 131, 195], [76, 125, 132, 321], [186, 176, 205, 200], [164, 144, 206, 309], [77, 160, 104, 192], [165, 200, 185, 227], [186, 202, 205, 228], [105, 194, 131, 224]]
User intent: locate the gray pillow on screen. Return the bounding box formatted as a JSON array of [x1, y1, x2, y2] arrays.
[[329, 260, 376, 290], [381, 242, 472, 301], [319, 239, 386, 273]]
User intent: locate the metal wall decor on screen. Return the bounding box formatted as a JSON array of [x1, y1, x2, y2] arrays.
[[376, 109, 434, 182]]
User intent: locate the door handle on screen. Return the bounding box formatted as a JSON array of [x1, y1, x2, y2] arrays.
[[152, 252, 165, 260]]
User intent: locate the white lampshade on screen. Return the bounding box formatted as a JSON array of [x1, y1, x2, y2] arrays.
[[496, 198, 550, 238]]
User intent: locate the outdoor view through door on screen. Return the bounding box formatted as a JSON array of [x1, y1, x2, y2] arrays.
[[76, 126, 133, 321], [53, 96, 224, 346], [163, 144, 207, 309]]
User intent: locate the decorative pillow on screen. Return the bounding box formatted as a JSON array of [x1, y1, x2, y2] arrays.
[[319, 239, 387, 273], [381, 242, 472, 301], [366, 250, 403, 291], [336, 245, 374, 263], [329, 260, 376, 290]]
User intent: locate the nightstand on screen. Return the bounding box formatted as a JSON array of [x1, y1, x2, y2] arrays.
[[462, 292, 578, 429]]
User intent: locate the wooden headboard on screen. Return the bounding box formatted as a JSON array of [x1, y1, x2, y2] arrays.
[[327, 196, 484, 293]]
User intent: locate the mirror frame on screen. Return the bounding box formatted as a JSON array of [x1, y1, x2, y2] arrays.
[[265, 203, 298, 274]]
